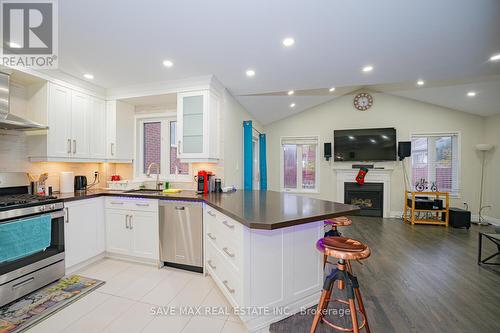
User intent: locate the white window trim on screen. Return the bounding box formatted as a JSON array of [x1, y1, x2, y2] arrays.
[[280, 135, 320, 194], [134, 114, 192, 182], [410, 131, 461, 198]]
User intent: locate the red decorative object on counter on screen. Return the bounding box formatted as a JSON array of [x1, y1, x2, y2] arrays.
[[111, 175, 121, 181]]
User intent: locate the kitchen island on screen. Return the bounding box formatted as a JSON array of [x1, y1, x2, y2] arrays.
[[58, 189, 359, 331]]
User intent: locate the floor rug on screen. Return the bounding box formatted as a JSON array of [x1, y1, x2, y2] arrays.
[[0, 275, 104, 333]]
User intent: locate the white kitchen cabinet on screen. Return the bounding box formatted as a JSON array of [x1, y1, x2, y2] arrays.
[[27, 82, 106, 162], [89, 97, 106, 159], [47, 84, 72, 158], [105, 197, 159, 261], [105, 100, 134, 162], [204, 207, 324, 332], [177, 89, 219, 162], [105, 209, 132, 256], [70, 91, 91, 158], [64, 198, 105, 270]]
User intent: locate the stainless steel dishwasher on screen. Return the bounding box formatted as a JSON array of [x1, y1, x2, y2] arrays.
[[159, 201, 203, 272]]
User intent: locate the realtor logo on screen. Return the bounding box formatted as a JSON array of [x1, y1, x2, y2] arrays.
[[1, 0, 58, 68]]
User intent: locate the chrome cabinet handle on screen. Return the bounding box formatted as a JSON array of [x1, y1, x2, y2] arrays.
[[129, 215, 133, 229], [125, 215, 129, 229], [207, 211, 216, 217], [111, 143, 115, 156], [175, 206, 185, 211], [136, 203, 150, 207], [72, 140, 76, 154], [178, 140, 182, 154], [207, 260, 216, 270], [67, 139, 71, 153], [222, 220, 235, 229], [222, 280, 235, 294], [64, 207, 69, 223], [110, 201, 124, 205], [12, 277, 35, 290], [207, 233, 216, 240], [222, 247, 235, 258]]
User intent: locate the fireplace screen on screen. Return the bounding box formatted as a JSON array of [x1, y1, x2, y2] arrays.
[[344, 182, 383, 217]]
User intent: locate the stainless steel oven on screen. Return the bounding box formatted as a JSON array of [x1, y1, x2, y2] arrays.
[[0, 173, 65, 307]]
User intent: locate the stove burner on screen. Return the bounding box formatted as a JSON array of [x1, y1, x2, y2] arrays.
[[0, 194, 58, 207]]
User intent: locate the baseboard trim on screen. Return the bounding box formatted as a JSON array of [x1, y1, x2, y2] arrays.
[[66, 252, 105, 275], [472, 214, 500, 226]]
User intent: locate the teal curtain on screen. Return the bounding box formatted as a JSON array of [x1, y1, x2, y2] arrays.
[[259, 133, 267, 190], [243, 121, 253, 190]]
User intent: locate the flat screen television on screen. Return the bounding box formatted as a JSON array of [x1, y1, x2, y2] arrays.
[[334, 128, 397, 161]]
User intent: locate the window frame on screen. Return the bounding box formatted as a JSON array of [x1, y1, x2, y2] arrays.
[[409, 131, 461, 198], [280, 135, 320, 194], [135, 114, 192, 182]]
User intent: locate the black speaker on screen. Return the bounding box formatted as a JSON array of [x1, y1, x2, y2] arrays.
[[398, 141, 411, 160], [324, 143, 332, 161]]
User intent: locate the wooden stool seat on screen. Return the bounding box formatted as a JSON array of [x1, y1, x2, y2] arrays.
[[324, 216, 352, 227], [316, 237, 371, 260]]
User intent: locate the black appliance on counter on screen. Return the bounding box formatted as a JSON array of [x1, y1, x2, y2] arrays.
[[0, 172, 65, 307], [74, 175, 87, 192]]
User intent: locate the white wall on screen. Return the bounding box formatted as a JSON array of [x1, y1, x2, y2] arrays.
[[220, 89, 263, 188], [483, 114, 500, 221], [265, 91, 486, 215]]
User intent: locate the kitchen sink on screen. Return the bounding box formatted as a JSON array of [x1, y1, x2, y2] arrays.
[[124, 189, 164, 195]]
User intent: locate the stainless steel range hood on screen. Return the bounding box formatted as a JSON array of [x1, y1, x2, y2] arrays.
[[0, 72, 48, 130]]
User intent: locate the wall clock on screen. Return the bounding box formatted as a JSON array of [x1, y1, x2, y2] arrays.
[[353, 93, 373, 111]]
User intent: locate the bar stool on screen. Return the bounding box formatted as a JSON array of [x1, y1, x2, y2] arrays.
[[322, 217, 353, 268], [311, 237, 371, 333]]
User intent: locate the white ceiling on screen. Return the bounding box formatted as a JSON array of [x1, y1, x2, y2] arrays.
[[56, 0, 500, 124]]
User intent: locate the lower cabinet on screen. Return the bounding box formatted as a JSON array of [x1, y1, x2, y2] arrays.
[[105, 197, 159, 260], [64, 198, 105, 269]]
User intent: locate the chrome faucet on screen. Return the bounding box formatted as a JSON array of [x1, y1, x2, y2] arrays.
[[146, 162, 162, 190]]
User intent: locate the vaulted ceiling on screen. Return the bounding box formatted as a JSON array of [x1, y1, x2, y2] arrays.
[[56, 0, 500, 124]]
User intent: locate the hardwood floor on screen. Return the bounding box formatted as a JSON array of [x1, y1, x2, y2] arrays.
[[270, 217, 500, 333]]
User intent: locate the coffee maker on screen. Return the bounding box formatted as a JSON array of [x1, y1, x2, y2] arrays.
[[196, 170, 213, 194]]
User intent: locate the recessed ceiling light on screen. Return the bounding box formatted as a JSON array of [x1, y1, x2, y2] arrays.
[[246, 69, 255, 77], [162, 60, 174, 67], [417, 80, 425, 86], [282, 37, 295, 47], [288, 90, 294, 95], [8, 42, 21, 48], [348, 135, 355, 140], [329, 87, 336, 92], [467, 91, 476, 97], [489, 53, 500, 62], [370, 138, 377, 144], [83, 73, 94, 80], [362, 65, 374, 72], [290, 103, 296, 108]]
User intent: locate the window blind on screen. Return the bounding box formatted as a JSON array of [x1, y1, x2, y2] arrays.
[[411, 133, 460, 195]]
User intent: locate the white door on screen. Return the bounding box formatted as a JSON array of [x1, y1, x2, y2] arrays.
[[89, 97, 106, 159], [47, 84, 72, 157], [177, 91, 207, 159], [105, 210, 131, 255], [130, 211, 159, 259], [64, 200, 98, 268], [71, 91, 91, 158]]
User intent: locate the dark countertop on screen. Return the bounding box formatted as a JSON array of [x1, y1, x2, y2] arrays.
[[57, 189, 359, 230]]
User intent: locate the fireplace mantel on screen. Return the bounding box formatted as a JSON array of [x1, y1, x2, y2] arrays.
[[334, 168, 393, 218]]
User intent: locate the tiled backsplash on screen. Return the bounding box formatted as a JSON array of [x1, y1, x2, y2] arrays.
[[1, 130, 225, 192]]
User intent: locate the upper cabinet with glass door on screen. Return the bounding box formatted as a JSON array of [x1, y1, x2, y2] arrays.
[[176, 89, 219, 162]]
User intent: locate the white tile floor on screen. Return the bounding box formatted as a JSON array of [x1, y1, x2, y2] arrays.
[[25, 259, 265, 333]]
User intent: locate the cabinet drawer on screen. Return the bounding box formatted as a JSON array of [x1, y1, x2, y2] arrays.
[[206, 241, 243, 306], [206, 226, 242, 274], [205, 208, 243, 244], [105, 197, 158, 212]]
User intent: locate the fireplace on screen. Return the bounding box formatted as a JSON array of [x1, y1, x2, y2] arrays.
[[344, 182, 384, 217]]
